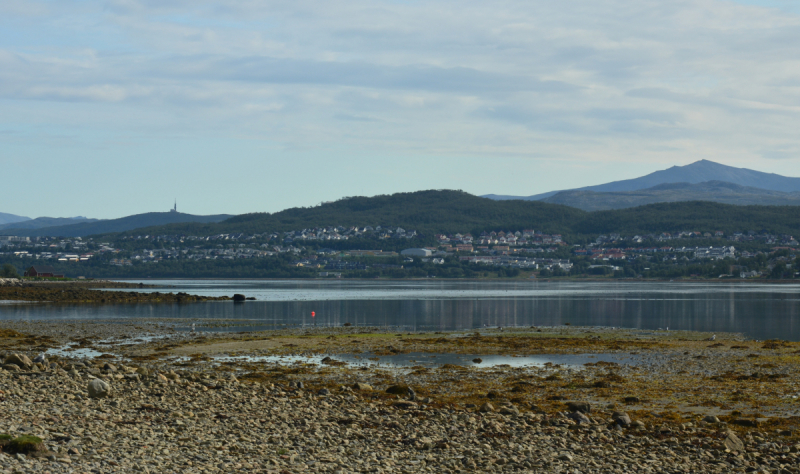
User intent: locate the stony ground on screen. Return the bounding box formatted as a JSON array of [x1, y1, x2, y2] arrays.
[[1, 321, 800, 473]]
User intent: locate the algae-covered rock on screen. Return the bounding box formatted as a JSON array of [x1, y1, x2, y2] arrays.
[[386, 385, 411, 395], [352, 383, 372, 391], [7, 435, 45, 454], [566, 401, 591, 413]]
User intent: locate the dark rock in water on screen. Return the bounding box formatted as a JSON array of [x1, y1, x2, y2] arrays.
[[472, 358, 483, 363], [246, 297, 256, 300], [566, 401, 591, 413], [233, 294, 246, 302]]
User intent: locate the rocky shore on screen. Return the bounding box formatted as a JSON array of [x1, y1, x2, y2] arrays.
[[0, 279, 229, 303], [0, 322, 799, 473]]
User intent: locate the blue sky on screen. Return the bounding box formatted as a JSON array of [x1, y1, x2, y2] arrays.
[[3, 0, 800, 218]]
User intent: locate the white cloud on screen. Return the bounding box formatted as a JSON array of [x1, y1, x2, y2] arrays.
[[2, 0, 800, 216]]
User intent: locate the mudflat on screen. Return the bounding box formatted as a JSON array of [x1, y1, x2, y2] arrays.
[[0, 321, 798, 473]]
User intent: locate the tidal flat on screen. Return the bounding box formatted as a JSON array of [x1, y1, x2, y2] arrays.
[[1, 321, 799, 473]]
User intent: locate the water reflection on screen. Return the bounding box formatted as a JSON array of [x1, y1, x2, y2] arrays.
[[1, 281, 800, 340]]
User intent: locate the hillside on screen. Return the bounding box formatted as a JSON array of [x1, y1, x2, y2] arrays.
[[0, 216, 97, 232], [111, 191, 586, 238], [486, 160, 800, 200], [105, 190, 800, 239], [0, 212, 30, 226], [542, 181, 800, 211], [4, 212, 233, 238]]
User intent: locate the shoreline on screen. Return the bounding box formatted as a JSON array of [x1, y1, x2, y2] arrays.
[[1, 322, 799, 472]]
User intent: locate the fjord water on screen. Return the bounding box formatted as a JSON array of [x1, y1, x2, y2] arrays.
[[1, 280, 799, 340]]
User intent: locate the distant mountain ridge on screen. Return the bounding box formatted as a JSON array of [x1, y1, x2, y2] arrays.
[[0, 216, 97, 232], [0, 212, 31, 226], [2, 212, 233, 237], [541, 181, 800, 211], [87, 190, 800, 239], [484, 160, 800, 201]]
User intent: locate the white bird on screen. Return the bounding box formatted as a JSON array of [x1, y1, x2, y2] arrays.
[[710, 335, 716, 341]]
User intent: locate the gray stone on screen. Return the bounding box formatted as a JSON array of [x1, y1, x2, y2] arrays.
[[87, 378, 112, 398], [5, 353, 32, 369], [479, 402, 494, 413], [703, 415, 720, 424], [567, 411, 590, 424], [612, 411, 632, 427], [724, 432, 745, 452]]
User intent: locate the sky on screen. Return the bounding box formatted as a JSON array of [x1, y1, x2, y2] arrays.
[[3, 0, 800, 218]]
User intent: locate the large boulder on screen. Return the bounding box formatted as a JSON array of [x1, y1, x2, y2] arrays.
[[87, 379, 112, 398], [5, 353, 32, 370], [566, 401, 591, 414], [724, 432, 745, 452], [612, 412, 632, 427]]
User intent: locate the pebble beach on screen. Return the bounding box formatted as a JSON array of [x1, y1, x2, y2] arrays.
[[1, 315, 800, 473]]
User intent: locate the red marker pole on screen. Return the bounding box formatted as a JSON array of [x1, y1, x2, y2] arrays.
[[311, 311, 316, 326]]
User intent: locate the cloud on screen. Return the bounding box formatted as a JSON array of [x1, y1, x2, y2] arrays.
[[3, 0, 800, 216]]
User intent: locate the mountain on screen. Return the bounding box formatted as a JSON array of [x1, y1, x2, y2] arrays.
[[0, 212, 30, 226], [541, 181, 800, 211], [0, 216, 97, 232], [98, 190, 800, 239], [2, 212, 233, 238], [484, 160, 800, 200]]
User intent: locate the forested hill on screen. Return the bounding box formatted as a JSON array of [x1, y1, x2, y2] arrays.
[[112, 191, 586, 237], [104, 190, 800, 239]]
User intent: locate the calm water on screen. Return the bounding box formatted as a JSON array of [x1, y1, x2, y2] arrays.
[[1, 280, 799, 340]]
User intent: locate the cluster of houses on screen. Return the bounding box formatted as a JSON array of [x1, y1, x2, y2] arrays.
[[576, 246, 737, 261], [458, 256, 572, 271], [435, 230, 565, 251], [593, 231, 798, 246]]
